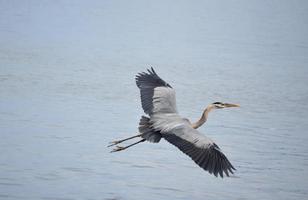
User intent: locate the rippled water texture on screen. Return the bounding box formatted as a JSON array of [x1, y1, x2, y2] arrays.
[[1, 0, 308, 199]]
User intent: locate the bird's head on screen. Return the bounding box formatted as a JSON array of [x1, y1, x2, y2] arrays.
[[212, 102, 240, 109]]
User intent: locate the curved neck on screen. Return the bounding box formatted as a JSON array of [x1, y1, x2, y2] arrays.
[[191, 105, 214, 129]]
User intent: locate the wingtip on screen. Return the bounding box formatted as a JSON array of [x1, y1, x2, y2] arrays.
[[151, 67, 156, 75], [136, 67, 157, 77]]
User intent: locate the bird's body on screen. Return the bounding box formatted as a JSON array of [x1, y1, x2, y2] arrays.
[[108, 68, 239, 178]]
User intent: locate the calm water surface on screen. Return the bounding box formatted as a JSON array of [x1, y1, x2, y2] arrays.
[[1, 1, 308, 199]]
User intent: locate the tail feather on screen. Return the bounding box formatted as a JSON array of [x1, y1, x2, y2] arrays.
[[139, 116, 162, 143]]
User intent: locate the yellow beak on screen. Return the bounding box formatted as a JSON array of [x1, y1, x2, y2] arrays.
[[224, 103, 240, 108]]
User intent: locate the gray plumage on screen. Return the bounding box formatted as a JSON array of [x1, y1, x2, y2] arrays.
[[109, 67, 237, 178], [138, 116, 162, 143], [136, 68, 177, 115]]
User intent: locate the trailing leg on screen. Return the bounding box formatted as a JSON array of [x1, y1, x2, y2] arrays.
[[110, 139, 146, 153], [107, 134, 142, 147]]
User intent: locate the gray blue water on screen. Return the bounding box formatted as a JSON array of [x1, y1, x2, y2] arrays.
[[1, 0, 308, 199]]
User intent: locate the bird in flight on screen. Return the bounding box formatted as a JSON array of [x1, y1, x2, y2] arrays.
[[108, 68, 239, 177]]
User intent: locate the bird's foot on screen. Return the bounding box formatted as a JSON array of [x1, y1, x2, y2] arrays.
[[110, 145, 126, 153], [107, 140, 121, 147]]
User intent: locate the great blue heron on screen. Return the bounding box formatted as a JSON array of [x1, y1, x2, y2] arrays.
[[108, 68, 239, 177]]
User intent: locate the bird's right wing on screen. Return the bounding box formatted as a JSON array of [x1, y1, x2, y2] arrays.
[[135, 68, 177, 115], [162, 122, 235, 177]]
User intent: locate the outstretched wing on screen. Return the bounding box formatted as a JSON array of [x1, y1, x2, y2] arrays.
[[135, 68, 177, 115], [162, 121, 235, 177]]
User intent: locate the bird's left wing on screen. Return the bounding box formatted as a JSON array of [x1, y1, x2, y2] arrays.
[[162, 121, 235, 177], [135, 68, 177, 116]]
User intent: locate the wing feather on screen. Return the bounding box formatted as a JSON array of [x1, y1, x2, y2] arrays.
[[135, 68, 177, 115], [162, 123, 235, 178]]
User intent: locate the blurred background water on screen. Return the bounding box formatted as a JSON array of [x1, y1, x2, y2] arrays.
[[1, 0, 308, 199]]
